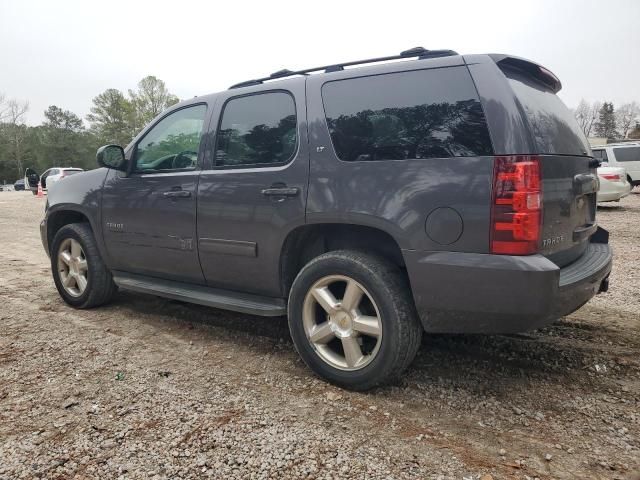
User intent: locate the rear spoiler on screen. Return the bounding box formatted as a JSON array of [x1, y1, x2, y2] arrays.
[[489, 54, 562, 93]]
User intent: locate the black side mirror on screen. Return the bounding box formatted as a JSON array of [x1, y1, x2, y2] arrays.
[[96, 145, 127, 171]]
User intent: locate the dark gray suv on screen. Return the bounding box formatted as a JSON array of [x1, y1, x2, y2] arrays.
[[40, 48, 612, 390]]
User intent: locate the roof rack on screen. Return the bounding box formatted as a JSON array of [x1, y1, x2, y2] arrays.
[[228, 47, 459, 89]]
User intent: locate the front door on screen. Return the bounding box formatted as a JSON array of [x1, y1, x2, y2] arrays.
[[24, 167, 39, 192], [101, 104, 209, 284], [197, 81, 309, 297]]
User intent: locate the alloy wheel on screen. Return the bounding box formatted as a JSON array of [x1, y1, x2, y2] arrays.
[[57, 238, 88, 297], [302, 275, 382, 371]]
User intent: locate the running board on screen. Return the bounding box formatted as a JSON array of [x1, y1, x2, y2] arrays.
[[112, 272, 286, 317]]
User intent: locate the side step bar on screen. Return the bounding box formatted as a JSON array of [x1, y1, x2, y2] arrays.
[[112, 271, 286, 317]]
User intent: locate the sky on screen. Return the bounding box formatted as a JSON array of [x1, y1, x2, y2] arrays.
[[1, 0, 639, 126]]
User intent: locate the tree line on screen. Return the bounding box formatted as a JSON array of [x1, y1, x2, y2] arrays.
[[2, 82, 639, 184], [0, 76, 178, 184], [573, 100, 640, 140]]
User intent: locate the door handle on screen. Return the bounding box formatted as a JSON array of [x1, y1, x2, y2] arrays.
[[163, 190, 191, 198], [261, 186, 300, 197]]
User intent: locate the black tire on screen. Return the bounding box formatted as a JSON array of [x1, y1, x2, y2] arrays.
[[288, 250, 422, 391], [50, 223, 116, 309]]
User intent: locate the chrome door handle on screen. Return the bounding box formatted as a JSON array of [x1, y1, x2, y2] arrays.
[[261, 186, 300, 197], [163, 190, 191, 198]]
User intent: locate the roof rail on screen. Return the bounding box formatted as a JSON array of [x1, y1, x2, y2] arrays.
[[228, 47, 459, 89]]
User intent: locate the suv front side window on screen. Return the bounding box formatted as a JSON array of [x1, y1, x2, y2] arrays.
[[134, 104, 207, 172], [214, 91, 297, 168]]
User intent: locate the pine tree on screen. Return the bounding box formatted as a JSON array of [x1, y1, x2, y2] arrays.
[[594, 102, 619, 139]]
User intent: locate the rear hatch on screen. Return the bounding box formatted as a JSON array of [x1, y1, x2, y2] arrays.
[[496, 57, 597, 267]]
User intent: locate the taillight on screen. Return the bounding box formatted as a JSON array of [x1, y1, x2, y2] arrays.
[[599, 173, 621, 181], [491, 155, 542, 255]]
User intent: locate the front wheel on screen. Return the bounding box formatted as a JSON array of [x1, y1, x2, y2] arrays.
[[288, 250, 422, 390], [50, 223, 116, 309]]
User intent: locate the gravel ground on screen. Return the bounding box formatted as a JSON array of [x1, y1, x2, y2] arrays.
[[0, 189, 638, 480]]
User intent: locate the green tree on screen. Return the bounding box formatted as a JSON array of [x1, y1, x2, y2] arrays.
[[86, 89, 135, 147], [594, 102, 619, 139], [0, 99, 29, 178], [129, 76, 179, 132], [41, 105, 85, 167]]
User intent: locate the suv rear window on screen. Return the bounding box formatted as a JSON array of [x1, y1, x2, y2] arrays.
[[503, 68, 590, 156], [321, 66, 493, 162], [613, 146, 640, 162]]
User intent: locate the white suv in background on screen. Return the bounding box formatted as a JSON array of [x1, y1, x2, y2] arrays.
[[592, 143, 640, 188], [24, 167, 84, 193]]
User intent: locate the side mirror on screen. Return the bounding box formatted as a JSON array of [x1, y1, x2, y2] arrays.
[[96, 145, 127, 171]]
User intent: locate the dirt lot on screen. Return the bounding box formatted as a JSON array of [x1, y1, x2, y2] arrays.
[[0, 190, 638, 480]]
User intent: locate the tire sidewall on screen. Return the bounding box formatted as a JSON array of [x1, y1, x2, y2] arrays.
[[288, 252, 405, 389], [50, 225, 93, 308]]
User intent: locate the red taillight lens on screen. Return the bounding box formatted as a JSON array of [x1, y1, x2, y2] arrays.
[[599, 173, 621, 181], [491, 155, 542, 255]]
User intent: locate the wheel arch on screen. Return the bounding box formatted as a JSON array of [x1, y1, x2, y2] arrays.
[[46, 206, 109, 264], [279, 223, 406, 297]]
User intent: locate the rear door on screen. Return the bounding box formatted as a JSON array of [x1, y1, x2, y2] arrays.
[[196, 80, 308, 297]]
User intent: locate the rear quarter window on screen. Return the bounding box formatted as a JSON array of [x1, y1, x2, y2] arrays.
[[613, 146, 640, 162], [321, 66, 493, 162], [592, 149, 608, 161]]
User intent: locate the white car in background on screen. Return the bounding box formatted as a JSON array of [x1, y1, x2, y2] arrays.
[[592, 143, 640, 189], [42, 167, 84, 189], [597, 164, 631, 203], [24, 167, 84, 194]]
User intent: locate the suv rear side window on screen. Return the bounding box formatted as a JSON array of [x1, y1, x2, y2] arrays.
[[321, 66, 493, 162], [613, 146, 640, 162], [215, 92, 297, 167]]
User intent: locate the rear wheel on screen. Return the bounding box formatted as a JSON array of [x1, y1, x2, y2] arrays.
[[51, 223, 116, 308], [288, 250, 422, 390]]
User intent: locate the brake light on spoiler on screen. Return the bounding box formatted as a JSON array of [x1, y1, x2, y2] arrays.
[[491, 155, 542, 255]]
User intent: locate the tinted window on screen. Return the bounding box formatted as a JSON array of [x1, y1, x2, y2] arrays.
[[321, 67, 493, 162], [64, 169, 82, 176], [613, 146, 640, 162], [215, 92, 297, 167], [134, 105, 206, 172], [504, 69, 589, 156], [592, 149, 608, 161]]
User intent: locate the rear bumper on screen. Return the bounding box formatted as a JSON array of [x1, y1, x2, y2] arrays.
[[403, 230, 612, 333], [597, 181, 631, 202]]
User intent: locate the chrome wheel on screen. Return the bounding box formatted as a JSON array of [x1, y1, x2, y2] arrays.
[[57, 238, 88, 297], [302, 275, 382, 371]]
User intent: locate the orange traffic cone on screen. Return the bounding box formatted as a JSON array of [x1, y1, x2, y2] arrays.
[[36, 183, 44, 198]]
